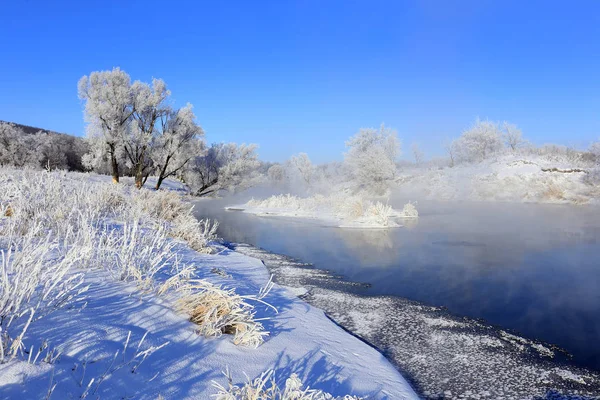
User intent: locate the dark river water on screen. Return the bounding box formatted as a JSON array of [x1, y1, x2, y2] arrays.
[[194, 197, 600, 372]]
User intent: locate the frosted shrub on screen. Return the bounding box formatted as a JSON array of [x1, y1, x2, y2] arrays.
[[176, 278, 275, 348], [401, 202, 419, 218], [213, 369, 362, 400], [366, 202, 393, 226], [131, 189, 188, 222], [170, 215, 218, 254], [338, 196, 365, 219]]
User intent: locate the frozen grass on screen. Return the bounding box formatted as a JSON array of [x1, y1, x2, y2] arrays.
[[0, 167, 232, 364], [244, 193, 417, 228], [213, 368, 362, 400], [176, 277, 275, 348], [0, 168, 380, 399]]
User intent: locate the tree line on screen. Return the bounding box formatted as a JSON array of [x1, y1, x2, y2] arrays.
[[78, 68, 259, 193]]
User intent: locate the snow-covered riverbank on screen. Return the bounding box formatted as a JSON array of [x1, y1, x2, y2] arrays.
[[0, 168, 417, 399], [231, 243, 600, 400]]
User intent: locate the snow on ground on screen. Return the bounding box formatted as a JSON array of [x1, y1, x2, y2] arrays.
[[227, 194, 418, 229], [395, 153, 600, 204], [0, 246, 417, 399], [0, 168, 417, 399], [231, 243, 600, 400]]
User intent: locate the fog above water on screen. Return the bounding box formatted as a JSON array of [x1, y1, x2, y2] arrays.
[[194, 192, 600, 371]]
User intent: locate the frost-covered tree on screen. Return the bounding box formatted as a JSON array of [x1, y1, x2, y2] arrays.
[[125, 79, 171, 188], [444, 140, 457, 167], [502, 122, 525, 151], [0, 123, 43, 168], [78, 68, 134, 183], [186, 143, 260, 196], [344, 124, 401, 194], [0, 122, 88, 171], [453, 119, 504, 163], [267, 164, 287, 186], [38, 133, 69, 170], [412, 143, 424, 165], [287, 153, 315, 188], [152, 104, 205, 190]]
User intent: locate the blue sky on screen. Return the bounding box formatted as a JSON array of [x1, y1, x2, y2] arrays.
[[1, 0, 599, 163]]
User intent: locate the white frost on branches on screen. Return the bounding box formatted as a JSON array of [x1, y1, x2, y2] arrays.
[[452, 119, 504, 163]]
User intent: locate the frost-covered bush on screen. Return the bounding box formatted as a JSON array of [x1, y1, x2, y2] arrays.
[[131, 189, 188, 222], [170, 215, 218, 253], [400, 202, 419, 218], [365, 202, 393, 227], [213, 369, 362, 400], [344, 124, 400, 195], [176, 279, 275, 348]]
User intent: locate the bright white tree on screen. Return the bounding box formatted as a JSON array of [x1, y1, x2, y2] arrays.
[[125, 78, 171, 188], [344, 124, 401, 194], [152, 104, 205, 190], [453, 119, 504, 163], [78, 68, 134, 183]]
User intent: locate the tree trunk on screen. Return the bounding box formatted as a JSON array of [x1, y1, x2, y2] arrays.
[[134, 166, 144, 189], [155, 175, 165, 191], [110, 147, 119, 184]]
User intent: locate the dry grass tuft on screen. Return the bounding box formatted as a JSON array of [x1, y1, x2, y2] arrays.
[[543, 184, 566, 200], [176, 278, 275, 348]]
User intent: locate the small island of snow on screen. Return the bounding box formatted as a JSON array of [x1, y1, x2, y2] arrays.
[[226, 193, 418, 228]]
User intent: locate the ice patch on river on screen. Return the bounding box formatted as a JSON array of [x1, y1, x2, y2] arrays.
[[230, 243, 600, 400]]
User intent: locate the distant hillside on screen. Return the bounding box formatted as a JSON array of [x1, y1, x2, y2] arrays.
[[0, 120, 73, 136], [0, 120, 89, 171]]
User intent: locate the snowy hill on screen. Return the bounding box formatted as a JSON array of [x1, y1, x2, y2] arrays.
[[395, 153, 600, 204]]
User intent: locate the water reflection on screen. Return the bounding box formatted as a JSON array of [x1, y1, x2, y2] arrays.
[[194, 199, 600, 371]]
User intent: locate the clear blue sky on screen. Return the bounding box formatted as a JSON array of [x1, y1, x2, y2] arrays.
[[1, 0, 599, 163]]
